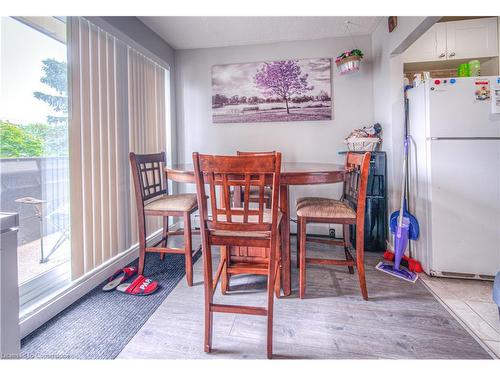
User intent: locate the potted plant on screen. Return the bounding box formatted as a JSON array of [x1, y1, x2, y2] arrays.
[[335, 49, 364, 75]]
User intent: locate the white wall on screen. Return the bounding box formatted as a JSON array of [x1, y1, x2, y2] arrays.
[[175, 36, 374, 233]]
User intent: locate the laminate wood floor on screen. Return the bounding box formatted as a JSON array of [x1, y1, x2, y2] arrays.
[[118, 236, 491, 359]]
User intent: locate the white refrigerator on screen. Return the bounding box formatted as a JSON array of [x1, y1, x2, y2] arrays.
[[407, 77, 500, 279]]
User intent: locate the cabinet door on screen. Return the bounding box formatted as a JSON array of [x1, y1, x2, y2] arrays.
[[446, 18, 498, 60], [403, 23, 447, 63]]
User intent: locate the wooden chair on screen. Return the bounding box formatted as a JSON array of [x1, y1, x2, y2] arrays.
[[193, 152, 282, 359], [226, 151, 275, 294], [232, 151, 274, 208], [296, 152, 371, 300], [129, 152, 198, 286]]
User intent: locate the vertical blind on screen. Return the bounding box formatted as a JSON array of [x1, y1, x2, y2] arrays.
[[68, 17, 168, 279], [128, 48, 167, 245]]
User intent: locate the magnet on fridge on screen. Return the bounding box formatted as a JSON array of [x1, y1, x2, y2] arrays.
[[475, 79, 491, 101], [491, 85, 500, 114]]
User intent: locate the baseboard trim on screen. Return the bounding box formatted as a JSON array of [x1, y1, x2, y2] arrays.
[[19, 223, 180, 339]]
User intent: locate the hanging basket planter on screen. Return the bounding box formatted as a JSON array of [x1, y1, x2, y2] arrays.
[[335, 49, 364, 75]]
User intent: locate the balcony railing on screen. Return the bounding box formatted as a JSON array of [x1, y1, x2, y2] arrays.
[[0, 157, 70, 284]]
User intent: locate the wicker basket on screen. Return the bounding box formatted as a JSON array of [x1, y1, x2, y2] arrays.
[[344, 137, 380, 151]]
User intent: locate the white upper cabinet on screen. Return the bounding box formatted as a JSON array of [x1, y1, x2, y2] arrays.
[[446, 18, 498, 60], [404, 23, 447, 63], [404, 18, 498, 63]]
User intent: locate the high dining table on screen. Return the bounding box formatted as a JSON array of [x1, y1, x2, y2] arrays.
[[165, 162, 344, 296]]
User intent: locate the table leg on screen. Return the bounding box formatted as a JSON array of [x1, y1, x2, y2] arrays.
[[279, 184, 291, 296]]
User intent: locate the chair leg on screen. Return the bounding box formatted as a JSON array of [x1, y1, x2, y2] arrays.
[[138, 243, 146, 276], [274, 263, 281, 299], [138, 216, 147, 275], [343, 224, 354, 274], [355, 228, 368, 301], [299, 217, 307, 299], [266, 239, 277, 359], [205, 308, 213, 353], [202, 236, 214, 353], [267, 289, 274, 359], [274, 234, 281, 298], [221, 246, 229, 294], [160, 216, 169, 261], [296, 219, 301, 268], [184, 212, 193, 287]]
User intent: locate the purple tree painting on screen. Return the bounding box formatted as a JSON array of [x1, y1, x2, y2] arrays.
[[212, 58, 331, 124], [254, 60, 313, 114]]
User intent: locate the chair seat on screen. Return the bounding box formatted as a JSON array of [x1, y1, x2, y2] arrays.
[[296, 197, 356, 219], [211, 209, 282, 238], [144, 193, 197, 213]]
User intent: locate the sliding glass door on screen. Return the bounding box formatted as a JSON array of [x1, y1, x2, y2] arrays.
[[1, 16, 173, 320], [0, 16, 71, 313]]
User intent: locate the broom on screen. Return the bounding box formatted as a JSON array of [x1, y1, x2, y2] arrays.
[[376, 137, 420, 282]]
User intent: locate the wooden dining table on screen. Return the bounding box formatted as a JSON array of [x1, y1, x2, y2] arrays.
[[165, 162, 344, 296]]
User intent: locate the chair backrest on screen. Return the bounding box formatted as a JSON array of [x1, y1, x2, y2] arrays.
[[342, 152, 371, 222], [236, 150, 276, 156], [193, 152, 281, 234], [236, 151, 276, 192], [129, 152, 167, 205]]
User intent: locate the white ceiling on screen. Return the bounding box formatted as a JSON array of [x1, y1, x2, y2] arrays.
[[139, 17, 382, 50]]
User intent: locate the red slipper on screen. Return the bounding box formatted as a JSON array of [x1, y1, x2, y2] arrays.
[[102, 266, 137, 291], [116, 275, 158, 296]]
